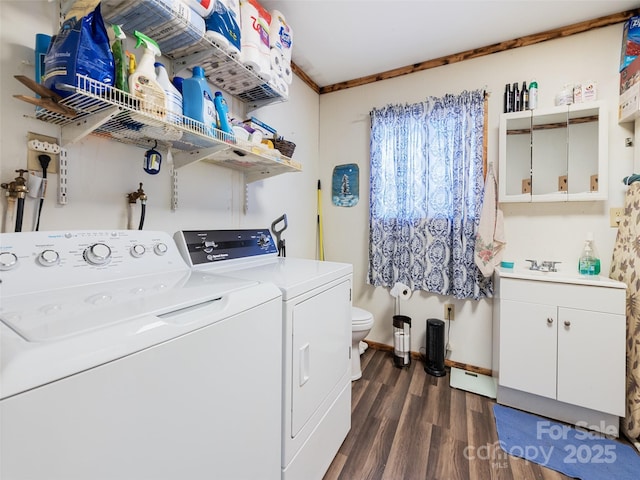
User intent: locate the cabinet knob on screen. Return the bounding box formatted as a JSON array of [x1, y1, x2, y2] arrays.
[[564, 320, 571, 327], [547, 317, 554, 325]]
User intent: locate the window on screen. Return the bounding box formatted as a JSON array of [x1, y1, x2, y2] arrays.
[[368, 90, 491, 300]]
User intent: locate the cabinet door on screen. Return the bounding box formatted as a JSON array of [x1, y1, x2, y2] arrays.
[[499, 299, 557, 399], [499, 112, 532, 202], [290, 279, 351, 437], [557, 307, 625, 416], [567, 103, 606, 200], [531, 108, 567, 199]]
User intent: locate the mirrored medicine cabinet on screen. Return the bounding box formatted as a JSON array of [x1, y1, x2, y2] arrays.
[[498, 101, 607, 202]]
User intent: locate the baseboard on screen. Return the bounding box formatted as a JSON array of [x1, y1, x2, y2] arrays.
[[364, 340, 492, 377]]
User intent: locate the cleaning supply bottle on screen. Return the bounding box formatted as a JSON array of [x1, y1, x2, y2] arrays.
[[108, 25, 128, 93], [529, 80, 538, 109], [504, 84, 512, 113], [214, 91, 233, 136], [127, 50, 137, 76], [155, 62, 182, 124], [578, 232, 601, 276], [129, 31, 166, 119], [172, 76, 184, 94], [520, 81, 528, 110], [182, 65, 217, 135]]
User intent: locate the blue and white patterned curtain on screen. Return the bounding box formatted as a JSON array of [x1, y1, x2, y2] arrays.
[[368, 89, 491, 300]]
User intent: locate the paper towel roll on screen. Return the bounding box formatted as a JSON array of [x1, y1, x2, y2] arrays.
[[239, 0, 271, 80], [390, 282, 411, 300]]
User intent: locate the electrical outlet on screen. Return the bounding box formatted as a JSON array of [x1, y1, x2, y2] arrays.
[[609, 207, 624, 228], [27, 132, 59, 174], [444, 303, 455, 321]]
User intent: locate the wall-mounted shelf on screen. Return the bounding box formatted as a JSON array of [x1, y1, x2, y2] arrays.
[[25, 75, 301, 185], [96, 0, 286, 109]]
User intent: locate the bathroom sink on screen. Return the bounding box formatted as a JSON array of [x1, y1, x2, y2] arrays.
[[496, 267, 624, 288]]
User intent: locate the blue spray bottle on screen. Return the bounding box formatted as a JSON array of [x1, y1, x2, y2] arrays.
[[213, 91, 233, 136]]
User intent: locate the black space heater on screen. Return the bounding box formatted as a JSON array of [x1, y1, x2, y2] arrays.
[[425, 318, 446, 377]]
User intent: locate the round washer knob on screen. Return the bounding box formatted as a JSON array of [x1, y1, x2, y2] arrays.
[[154, 243, 168, 256], [130, 244, 146, 258], [84, 243, 112, 266], [37, 249, 60, 267], [0, 252, 18, 271]]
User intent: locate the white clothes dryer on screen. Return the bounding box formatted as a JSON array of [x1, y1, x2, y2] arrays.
[[0, 230, 282, 480], [175, 229, 353, 480]]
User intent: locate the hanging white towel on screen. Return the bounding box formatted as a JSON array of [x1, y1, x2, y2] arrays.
[[474, 165, 506, 277]]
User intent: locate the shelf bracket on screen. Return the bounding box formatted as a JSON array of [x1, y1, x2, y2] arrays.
[[171, 162, 179, 211], [60, 106, 120, 146], [244, 179, 249, 214], [172, 145, 230, 169], [58, 147, 68, 205]]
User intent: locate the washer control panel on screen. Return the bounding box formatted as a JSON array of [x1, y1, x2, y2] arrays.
[[0, 230, 186, 296], [175, 229, 278, 267]]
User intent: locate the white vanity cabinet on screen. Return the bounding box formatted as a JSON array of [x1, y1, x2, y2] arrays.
[[498, 101, 607, 203], [493, 269, 626, 435]]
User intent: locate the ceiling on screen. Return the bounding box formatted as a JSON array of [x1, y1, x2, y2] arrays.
[[260, 0, 640, 89]]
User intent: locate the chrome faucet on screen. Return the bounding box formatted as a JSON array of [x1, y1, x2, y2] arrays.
[[525, 259, 561, 272], [541, 260, 561, 272]]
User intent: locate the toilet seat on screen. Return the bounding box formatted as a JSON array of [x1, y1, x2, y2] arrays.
[[351, 306, 374, 381], [352, 306, 374, 326]]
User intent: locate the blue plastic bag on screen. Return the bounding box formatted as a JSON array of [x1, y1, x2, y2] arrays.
[[43, 4, 114, 97]]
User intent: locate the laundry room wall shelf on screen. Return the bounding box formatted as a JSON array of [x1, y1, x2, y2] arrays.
[[20, 75, 301, 197], [61, 0, 287, 109]]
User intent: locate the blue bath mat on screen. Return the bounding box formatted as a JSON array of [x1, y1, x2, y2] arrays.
[[492, 404, 640, 480]]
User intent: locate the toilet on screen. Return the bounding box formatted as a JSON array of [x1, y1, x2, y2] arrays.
[[351, 306, 374, 381]]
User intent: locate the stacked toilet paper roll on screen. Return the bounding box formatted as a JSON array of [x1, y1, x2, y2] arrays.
[[394, 331, 411, 352], [204, 0, 241, 56], [239, 0, 271, 81], [390, 282, 412, 300], [268, 9, 293, 97]]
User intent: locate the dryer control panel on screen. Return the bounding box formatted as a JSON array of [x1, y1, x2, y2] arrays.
[[175, 229, 278, 267]]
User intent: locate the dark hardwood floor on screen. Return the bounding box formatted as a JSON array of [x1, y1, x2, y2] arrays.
[[323, 348, 571, 480]]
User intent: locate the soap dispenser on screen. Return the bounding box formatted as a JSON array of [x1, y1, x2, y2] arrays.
[[578, 232, 600, 276]]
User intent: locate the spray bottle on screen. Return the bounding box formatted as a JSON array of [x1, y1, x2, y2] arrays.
[[108, 24, 128, 93], [129, 31, 166, 120]]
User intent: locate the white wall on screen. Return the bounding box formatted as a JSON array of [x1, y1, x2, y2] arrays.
[[0, 1, 320, 259], [319, 24, 634, 370], [2, 2, 633, 371]]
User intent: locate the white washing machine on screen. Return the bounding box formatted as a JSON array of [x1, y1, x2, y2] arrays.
[[175, 229, 353, 480], [0, 230, 282, 480]]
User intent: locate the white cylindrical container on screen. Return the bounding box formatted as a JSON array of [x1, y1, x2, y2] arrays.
[[155, 62, 183, 124], [529, 80, 538, 109]]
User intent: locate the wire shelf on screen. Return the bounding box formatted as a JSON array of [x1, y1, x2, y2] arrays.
[[99, 0, 287, 107], [31, 75, 300, 181]]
